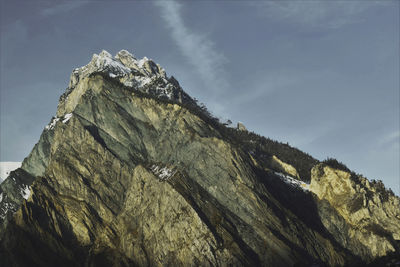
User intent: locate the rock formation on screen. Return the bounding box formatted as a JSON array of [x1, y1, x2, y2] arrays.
[[237, 122, 247, 131], [0, 50, 399, 267]]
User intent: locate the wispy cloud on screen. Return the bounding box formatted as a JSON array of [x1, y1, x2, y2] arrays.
[[154, 0, 228, 92], [253, 0, 389, 29], [40, 1, 88, 17]]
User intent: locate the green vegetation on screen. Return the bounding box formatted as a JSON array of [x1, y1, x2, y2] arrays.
[[322, 158, 396, 200], [370, 179, 395, 202], [322, 158, 351, 173], [325, 159, 397, 203]]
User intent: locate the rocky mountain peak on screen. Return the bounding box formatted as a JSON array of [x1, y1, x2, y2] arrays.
[[0, 49, 399, 267], [65, 49, 187, 107], [115, 49, 138, 68]]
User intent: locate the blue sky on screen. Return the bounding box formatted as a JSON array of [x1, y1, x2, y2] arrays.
[[1, 0, 399, 194]]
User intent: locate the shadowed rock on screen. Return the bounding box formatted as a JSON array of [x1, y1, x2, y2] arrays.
[[1, 50, 398, 267]]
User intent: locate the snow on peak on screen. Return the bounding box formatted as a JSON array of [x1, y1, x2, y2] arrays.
[[45, 117, 60, 130], [92, 50, 131, 75], [62, 113, 73, 123], [73, 50, 162, 83], [65, 49, 186, 104], [116, 49, 136, 60], [45, 113, 73, 131], [99, 50, 112, 58], [137, 56, 149, 69]]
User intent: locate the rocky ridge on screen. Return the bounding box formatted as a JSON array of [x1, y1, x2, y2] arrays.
[[0, 162, 22, 183], [60, 50, 194, 112], [0, 49, 399, 266]]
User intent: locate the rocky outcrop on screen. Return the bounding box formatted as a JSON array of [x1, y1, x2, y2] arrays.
[[60, 50, 194, 111], [310, 164, 400, 261], [237, 122, 247, 131], [269, 155, 300, 179], [0, 50, 398, 266]]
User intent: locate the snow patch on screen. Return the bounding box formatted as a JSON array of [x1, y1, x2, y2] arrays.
[[99, 50, 112, 58], [67, 49, 183, 103], [62, 113, 73, 123], [0, 201, 16, 220], [93, 50, 131, 75], [274, 172, 310, 191], [150, 165, 176, 181], [45, 117, 60, 130], [0, 193, 3, 203], [21, 185, 31, 200], [45, 114, 72, 130], [137, 56, 149, 69], [134, 76, 152, 87]]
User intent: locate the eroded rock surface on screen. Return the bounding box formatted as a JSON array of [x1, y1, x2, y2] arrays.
[[1, 50, 399, 267], [310, 164, 400, 261]]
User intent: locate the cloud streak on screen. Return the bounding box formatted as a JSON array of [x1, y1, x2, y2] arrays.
[[154, 0, 228, 92]]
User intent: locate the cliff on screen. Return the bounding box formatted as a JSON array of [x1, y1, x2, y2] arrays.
[[0, 50, 398, 267]]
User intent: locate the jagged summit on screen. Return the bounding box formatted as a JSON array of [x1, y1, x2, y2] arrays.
[[70, 49, 165, 88], [54, 49, 196, 128], [64, 49, 193, 108]]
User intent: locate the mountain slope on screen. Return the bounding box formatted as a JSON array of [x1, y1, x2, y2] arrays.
[[0, 50, 399, 267], [0, 162, 22, 183]]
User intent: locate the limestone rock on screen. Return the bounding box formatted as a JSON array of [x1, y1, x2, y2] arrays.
[[0, 50, 398, 266], [237, 122, 247, 131], [270, 155, 300, 179], [310, 163, 400, 261]]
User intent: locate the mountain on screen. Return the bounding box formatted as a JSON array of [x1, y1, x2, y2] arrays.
[[0, 162, 21, 183], [0, 50, 399, 267]]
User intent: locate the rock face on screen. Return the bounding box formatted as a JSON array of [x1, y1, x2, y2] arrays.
[[0, 50, 399, 266], [310, 164, 400, 261], [237, 122, 247, 131], [270, 155, 300, 179]]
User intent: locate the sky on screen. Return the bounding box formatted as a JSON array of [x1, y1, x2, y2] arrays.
[[0, 0, 399, 194]]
